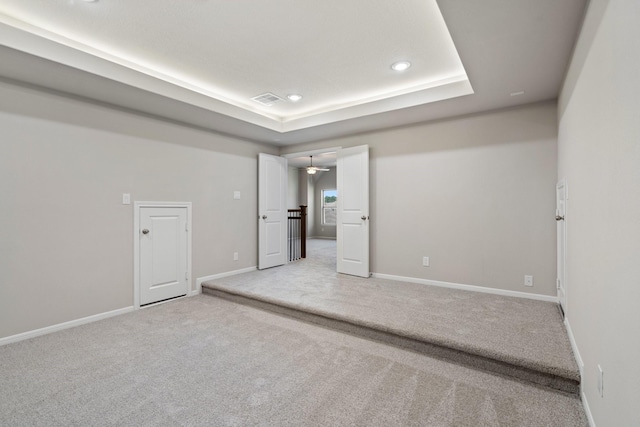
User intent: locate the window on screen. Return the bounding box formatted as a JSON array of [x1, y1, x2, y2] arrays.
[[322, 189, 337, 225]]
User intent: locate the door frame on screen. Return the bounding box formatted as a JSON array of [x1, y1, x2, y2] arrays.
[[281, 146, 371, 277], [556, 180, 568, 314], [133, 201, 192, 309], [281, 148, 343, 260], [282, 147, 343, 161]]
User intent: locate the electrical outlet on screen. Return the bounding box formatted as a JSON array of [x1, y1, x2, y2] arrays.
[[422, 256, 430, 267], [233, 191, 241, 200], [597, 364, 604, 397], [524, 275, 533, 287], [233, 252, 239, 261]]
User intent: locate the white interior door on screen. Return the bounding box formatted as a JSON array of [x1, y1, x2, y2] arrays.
[[139, 207, 188, 306], [337, 145, 369, 277], [258, 153, 287, 269], [556, 180, 567, 313]]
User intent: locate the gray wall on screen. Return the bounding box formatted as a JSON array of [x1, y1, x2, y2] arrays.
[[312, 168, 337, 239], [0, 81, 277, 339], [282, 102, 559, 296], [558, 0, 640, 424], [304, 172, 315, 236], [287, 166, 299, 209]]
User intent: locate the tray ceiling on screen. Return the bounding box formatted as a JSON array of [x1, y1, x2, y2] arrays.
[[0, 0, 587, 145]]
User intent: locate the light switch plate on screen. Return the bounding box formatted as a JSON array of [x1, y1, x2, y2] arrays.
[[233, 191, 241, 200], [122, 193, 131, 205]]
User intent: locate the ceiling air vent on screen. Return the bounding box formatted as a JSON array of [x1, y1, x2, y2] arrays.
[[251, 92, 284, 106]]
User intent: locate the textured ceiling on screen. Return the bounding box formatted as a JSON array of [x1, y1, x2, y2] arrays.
[[0, 0, 587, 146]]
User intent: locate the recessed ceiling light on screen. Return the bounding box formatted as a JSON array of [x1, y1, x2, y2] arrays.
[[391, 61, 411, 72], [510, 90, 525, 97], [287, 94, 303, 102]]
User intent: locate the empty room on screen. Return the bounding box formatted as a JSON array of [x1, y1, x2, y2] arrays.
[[1, 0, 638, 426]]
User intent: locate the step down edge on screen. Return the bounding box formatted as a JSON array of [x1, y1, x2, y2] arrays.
[[202, 286, 580, 395]]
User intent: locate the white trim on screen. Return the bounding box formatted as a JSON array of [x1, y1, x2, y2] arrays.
[[0, 306, 134, 347], [309, 236, 337, 240], [134, 201, 193, 309], [563, 317, 592, 425], [582, 391, 596, 427], [371, 273, 559, 303], [564, 316, 584, 375], [282, 146, 342, 159], [196, 266, 257, 293], [557, 179, 568, 312]]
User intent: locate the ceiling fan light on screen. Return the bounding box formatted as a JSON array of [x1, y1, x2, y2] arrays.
[[307, 167, 317, 175]]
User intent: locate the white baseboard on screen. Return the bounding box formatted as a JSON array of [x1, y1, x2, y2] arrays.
[[565, 317, 593, 427], [564, 316, 584, 375], [308, 236, 336, 240], [196, 266, 257, 293], [0, 306, 134, 347], [582, 391, 596, 427], [371, 273, 559, 303]]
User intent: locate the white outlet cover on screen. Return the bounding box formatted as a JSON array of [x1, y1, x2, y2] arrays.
[[233, 191, 241, 200], [422, 256, 430, 267], [524, 275, 534, 287], [122, 193, 131, 205]]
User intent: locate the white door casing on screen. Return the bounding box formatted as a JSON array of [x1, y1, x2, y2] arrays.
[[337, 145, 370, 277], [556, 180, 567, 313], [134, 202, 191, 307], [258, 153, 287, 269]]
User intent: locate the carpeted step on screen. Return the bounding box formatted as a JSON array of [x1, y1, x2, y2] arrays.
[[202, 283, 580, 395]]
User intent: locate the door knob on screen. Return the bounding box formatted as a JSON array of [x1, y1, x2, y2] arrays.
[[262, 215, 267, 219], [361, 216, 367, 220], [142, 229, 150, 234], [555, 215, 564, 221]]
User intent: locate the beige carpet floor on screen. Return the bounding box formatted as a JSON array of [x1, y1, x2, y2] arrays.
[[202, 239, 580, 393], [0, 295, 587, 426]]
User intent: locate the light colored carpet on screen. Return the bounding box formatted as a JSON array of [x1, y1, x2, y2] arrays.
[[0, 295, 587, 426], [202, 239, 580, 393]]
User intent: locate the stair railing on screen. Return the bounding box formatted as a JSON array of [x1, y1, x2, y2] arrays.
[[287, 205, 307, 262]]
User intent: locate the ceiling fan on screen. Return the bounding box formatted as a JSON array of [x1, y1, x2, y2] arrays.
[[306, 156, 330, 175]]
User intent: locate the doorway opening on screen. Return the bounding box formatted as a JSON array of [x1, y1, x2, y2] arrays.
[[282, 145, 370, 278], [260, 145, 369, 277], [285, 150, 338, 264]]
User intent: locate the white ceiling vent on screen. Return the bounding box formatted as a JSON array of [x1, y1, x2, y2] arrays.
[[251, 92, 285, 107]]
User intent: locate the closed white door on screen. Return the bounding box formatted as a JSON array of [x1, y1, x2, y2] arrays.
[[258, 153, 287, 269], [556, 180, 567, 313], [140, 207, 188, 306], [337, 145, 369, 277]]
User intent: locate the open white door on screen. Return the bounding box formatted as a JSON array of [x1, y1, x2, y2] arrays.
[[258, 153, 287, 269], [337, 145, 369, 277], [556, 180, 567, 314]]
